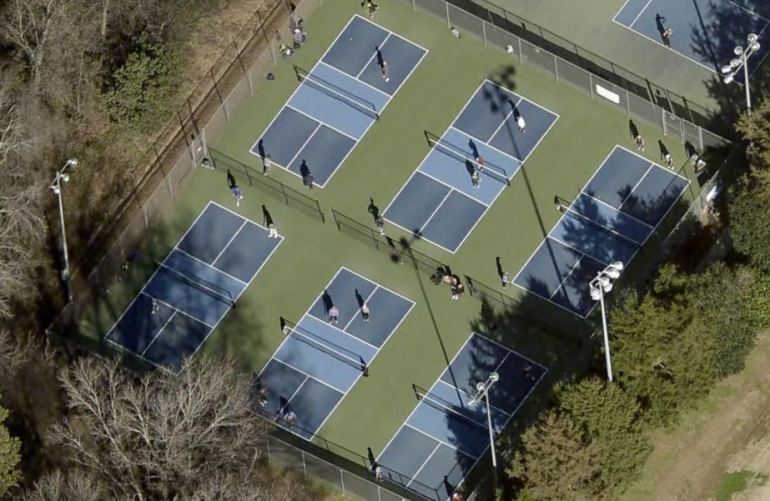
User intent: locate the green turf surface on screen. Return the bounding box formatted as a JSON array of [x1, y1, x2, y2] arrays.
[[77, 0, 707, 491]]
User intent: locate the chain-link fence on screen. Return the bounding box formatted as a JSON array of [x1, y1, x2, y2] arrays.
[[395, 0, 731, 150]]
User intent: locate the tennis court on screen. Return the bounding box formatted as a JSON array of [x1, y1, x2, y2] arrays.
[[613, 0, 770, 75], [383, 80, 558, 253], [105, 202, 283, 371], [254, 267, 415, 440], [250, 14, 427, 188], [376, 333, 546, 501], [513, 145, 690, 317]]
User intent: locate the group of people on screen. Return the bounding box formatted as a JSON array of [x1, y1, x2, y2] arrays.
[[327, 302, 371, 324], [279, 18, 307, 58]]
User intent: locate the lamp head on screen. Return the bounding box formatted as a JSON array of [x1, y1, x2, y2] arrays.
[[606, 268, 621, 279], [748, 33, 758, 44], [750, 41, 761, 52], [721, 64, 733, 74], [610, 261, 624, 271], [724, 73, 735, 84], [490, 372, 499, 382], [476, 381, 486, 392], [590, 286, 602, 301], [60, 173, 69, 183], [734, 45, 744, 56], [50, 184, 60, 195], [66, 158, 78, 168]]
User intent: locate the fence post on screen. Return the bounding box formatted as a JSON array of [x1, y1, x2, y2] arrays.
[[302, 451, 307, 477], [445, 2, 450, 28], [482, 20, 487, 46], [518, 37, 523, 64], [340, 470, 346, 496], [625, 90, 631, 116], [412, 0, 415, 10], [588, 73, 594, 99]]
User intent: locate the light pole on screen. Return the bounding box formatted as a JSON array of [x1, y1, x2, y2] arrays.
[[50, 159, 78, 302], [469, 372, 499, 468], [721, 33, 761, 113], [589, 261, 624, 383]]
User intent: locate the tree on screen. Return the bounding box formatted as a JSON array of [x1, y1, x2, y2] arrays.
[[0, 401, 21, 496], [737, 98, 770, 177], [609, 269, 718, 425], [51, 355, 272, 499], [559, 379, 651, 496], [509, 412, 603, 501], [103, 37, 181, 133], [730, 183, 770, 273]]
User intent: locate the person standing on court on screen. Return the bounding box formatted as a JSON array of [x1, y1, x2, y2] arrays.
[[516, 114, 526, 133], [381, 60, 390, 82], [361, 302, 370, 322], [328, 305, 340, 324], [364, 0, 378, 19], [232, 185, 243, 207], [634, 134, 645, 152], [263, 154, 272, 175], [471, 169, 480, 189]]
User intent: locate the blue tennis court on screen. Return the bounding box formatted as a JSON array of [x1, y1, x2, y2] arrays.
[[105, 202, 282, 371], [376, 333, 546, 501], [254, 267, 415, 440], [383, 80, 558, 253], [513, 146, 690, 317], [613, 0, 770, 76], [250, 15, 427, 188]]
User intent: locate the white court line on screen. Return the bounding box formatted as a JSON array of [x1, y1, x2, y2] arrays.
[[725, 0, 770, 23], [406, 442, 442, 488], [435, 379, 511, 417], [376, 334, 476, 465], [353, 14, 431, 54], [341, 286, 378, 332], [318, 60, 390, 99], [174, 248, 248, 285], [286, 104, 360, 142], [404, 423, 480, 460], [356, 33, 392, 79], [265, 357, 343, 395], [274, 375, 311, 421], [310, 269, 416, 439], [211, 219, 248, 267], [141, 293, 215, 328], [416, 190, 453, 235], [628, 0, 655, 29], [139, 312, 178, 357], [448, 126, 524, 171], [618, 162, 656, 211], [284, 122, 322, 172], [548, 255, 585, 300], [473, 332, 548, 371], [340, 265, 417, 305], [485, 101, 519, 144], [564, 207, 644, 247], [611, 0, 635, 23], [611, 18, 718, 74], [581, 193, 654, 229], [550, 235, 610, 266]]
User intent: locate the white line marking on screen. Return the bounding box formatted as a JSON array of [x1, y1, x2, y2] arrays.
[[270, 357, 344, 394], [406, 442, 442, 488], [581, 193, 654, 229], [274, 375, 310, 420], [211, 220, 247, 267], [628, 0, 654, 29], [548, 255, 584, 300], [174, 248, 249, 285], [286, 104, 360, 141], [318, 60, 390, 98], [564, 207, 643, 246], [141, 310, 177, 356], [404, 423, 479, 460], [435, 379, 511, 417], [356, 33, 392, 79], [417, 189, 453, 234], [449, 126, 524, 168], [341, 286, 378, 331], [285, 122, 322, 171]]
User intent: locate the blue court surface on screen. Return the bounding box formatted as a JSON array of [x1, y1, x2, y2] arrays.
[[105, 202, 283, 371], [254, 267, 415, 440], [250, 15, 427, 188], [513, 146, 690, 318], [376, 333, 547, 501], [613, 0, 770, 75], [383, 80, 558, 253]]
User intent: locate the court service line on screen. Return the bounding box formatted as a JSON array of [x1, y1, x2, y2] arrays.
[[274, 375, 311, 421], [354, 14, 431, 54], [581, 193, 654, 229], [356, 33, 392, 79], [473, 331, 549, 371], [404, 423, 480, 460], [449, 126, 525, 168], [173, 248, 248, 286], [143, 294, 215, 328], [485, 96, 522, 144], [611, 0, 635, 23], [341, 265, 417, 305], [564, 207, 644, 247], [285, 104, 360, 142], [417, 190, 454, 235], [617, 162, 655, 211], [305, 314, 380, 352], [285, 122, 323, 173], [435, 379, 511, 417], [548, 255, 585, 301], [318, 61, 390, 99]]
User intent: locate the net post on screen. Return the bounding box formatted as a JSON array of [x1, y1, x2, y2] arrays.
[[332, 208, 341, 231]]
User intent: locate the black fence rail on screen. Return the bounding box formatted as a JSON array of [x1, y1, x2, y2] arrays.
[[332, 209, 452, 280], [208, 147, 326, 223]]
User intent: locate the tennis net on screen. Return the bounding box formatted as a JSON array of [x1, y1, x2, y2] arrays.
[[294, 66, 380, 121], [415, 386, 488, 430], [283, 322, 368, 373], [426, 132, 510, 186], [155, 261, 235, 307]]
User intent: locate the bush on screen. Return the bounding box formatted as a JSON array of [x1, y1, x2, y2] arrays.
[[103, 38, 181, 133], [0, 403, 21, 496]]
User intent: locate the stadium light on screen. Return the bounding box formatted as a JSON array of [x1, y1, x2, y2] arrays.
[[722, 33, 761, 113], [469, 372, 500, 468], [50, 158, 78, 302], [589, 261, 624, 383]]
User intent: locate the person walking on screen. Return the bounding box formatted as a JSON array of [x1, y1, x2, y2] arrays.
[[232, 185, 243, 207], [516, 114, 526, 133], [380, 60, 390, 82], [263, 154, 272, 175]]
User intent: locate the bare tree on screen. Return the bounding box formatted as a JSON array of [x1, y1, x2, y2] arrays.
[[51, 355, 272, 500], [0, 83, 45, 319], [22, 469, 112, 501]]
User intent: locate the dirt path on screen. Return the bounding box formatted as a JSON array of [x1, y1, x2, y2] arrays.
[[620, 331, 770, 501]]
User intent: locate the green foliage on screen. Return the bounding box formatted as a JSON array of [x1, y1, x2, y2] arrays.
[[559, 378, 651, 494], [730, 184, 770, 273], [746, 271, 770, 329], [509, 412, 603, 501], [0, 403, 21, 496], [714, 471, 767, 501], [103, 39, 181, 133]]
